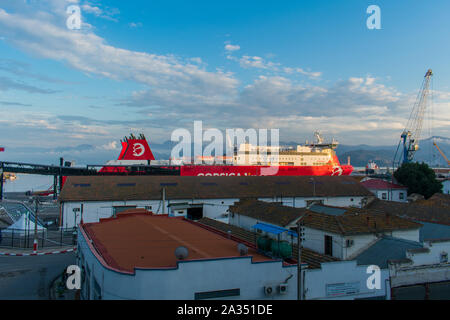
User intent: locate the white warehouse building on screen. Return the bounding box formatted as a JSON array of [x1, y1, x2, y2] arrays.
[[59, 175, 374, 228]]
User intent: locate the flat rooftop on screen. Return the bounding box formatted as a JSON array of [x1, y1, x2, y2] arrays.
[[81, 211, 272, 273]]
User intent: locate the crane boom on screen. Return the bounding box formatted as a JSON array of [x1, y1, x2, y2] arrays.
[[433, 141, 450, 166], [395, 69, 433, 165]]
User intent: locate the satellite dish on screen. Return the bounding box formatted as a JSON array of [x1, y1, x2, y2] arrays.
[[175, 246, 189, 260], [237, 243, 248, 256]]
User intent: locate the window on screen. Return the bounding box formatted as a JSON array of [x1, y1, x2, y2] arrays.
[[117, 183, 136, 187], [306, 200, 324, 206], [325, 235, 333, 256], [195, 288, 240, 300], [399, 193, 404, 200], [381, 193, 387, 200], [441, 252, 448, 264], [113, 205, 136, 215]]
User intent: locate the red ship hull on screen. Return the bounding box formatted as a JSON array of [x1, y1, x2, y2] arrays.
[[180, 164, 353, 176]]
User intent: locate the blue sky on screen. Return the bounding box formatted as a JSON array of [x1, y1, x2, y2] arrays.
[[0, 0, 449, 162]]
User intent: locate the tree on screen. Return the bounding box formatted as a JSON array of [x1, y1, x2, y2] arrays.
[[394, 162, 443, 199]]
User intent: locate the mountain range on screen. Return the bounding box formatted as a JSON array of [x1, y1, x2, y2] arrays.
[[1, 136, 449, 168]]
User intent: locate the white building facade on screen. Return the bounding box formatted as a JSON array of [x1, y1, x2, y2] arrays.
[[61, 194, 370, 229], [77, 221, 298, 300], [389, 239, 450, 299]]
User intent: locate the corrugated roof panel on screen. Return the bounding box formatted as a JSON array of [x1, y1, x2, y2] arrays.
[[309, 204, 347, 216], [252, 222, 288, 235], [355, 237, 422, 269]]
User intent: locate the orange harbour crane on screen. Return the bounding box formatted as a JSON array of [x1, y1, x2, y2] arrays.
[[433, 141, 450, 167]]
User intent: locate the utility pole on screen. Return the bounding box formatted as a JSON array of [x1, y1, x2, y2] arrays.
[[162, 187, 166, 214], [33, 197, 39, 253], [0, 164, 3, 201], [297, 217, 305, 300]]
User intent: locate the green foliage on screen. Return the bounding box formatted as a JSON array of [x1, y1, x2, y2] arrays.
[[394, 162, 443, 199]]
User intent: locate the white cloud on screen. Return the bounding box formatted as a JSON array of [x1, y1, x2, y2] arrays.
[[0, 0, 448, 147], [239, 55, 279, 70], [128, 22, 142, 28], [283, 67, 322, 79], [100, 141, 118, 150], [0, 4, 238, 101], [224, 44, 240, 52], [81, 4, 102, 16]]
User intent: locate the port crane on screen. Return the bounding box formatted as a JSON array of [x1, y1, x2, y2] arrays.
[[433, 141, 450, 166], [394, 69, 433, 166]]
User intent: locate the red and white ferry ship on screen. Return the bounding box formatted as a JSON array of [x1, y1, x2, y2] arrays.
[[100, 132, 353, 176]]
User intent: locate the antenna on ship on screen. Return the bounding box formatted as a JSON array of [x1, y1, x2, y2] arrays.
[[314, 131, 324, 144]]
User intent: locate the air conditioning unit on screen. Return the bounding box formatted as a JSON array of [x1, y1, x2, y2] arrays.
[[278, 283, 288, 295], [264, 286, 274, 296], [346, 239, 354, 248]]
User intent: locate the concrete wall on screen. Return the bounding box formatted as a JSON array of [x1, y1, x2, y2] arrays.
[[305, 260, 390, 300], [78, 228, 298, 300], [302, 228, 344, 259], [370, 189, 408, 203], [390, 229, 420, 243], [443, 180, 450, 194], [301, 228, 419, 260], [389, 240, 450, 288], [258, 196, 367, 208]]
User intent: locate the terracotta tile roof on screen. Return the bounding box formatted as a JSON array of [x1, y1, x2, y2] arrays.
[[360, 179, 407, 190], [303, 210, 422, 236], [197, 217, 339, 269], [230, 199, 422, 236], [365, 194, 450, 225], [81, 211, 272, 273], [59, 175, 374, 202]]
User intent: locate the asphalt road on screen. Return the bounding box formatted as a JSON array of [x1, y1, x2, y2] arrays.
[[0, 252, 76, 299]]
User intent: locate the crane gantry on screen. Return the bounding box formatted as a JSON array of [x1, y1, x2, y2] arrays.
[[394, 69, 433, 166]]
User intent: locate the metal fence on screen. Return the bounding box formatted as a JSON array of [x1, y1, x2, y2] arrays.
[[0, 227, 77, 249]]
